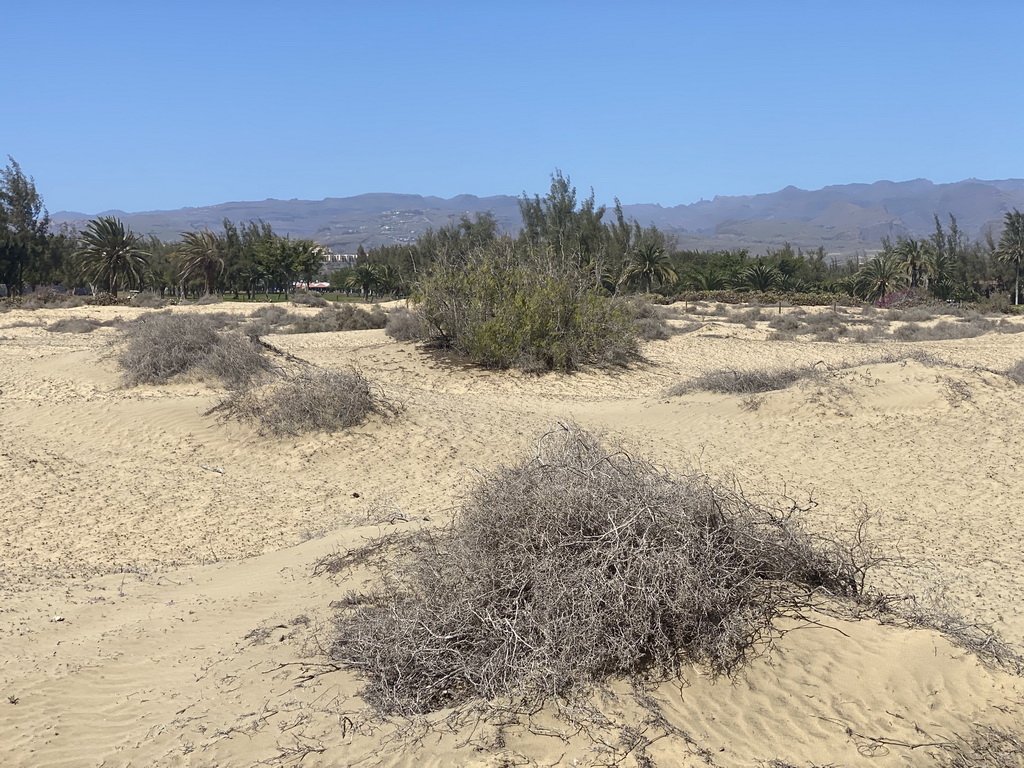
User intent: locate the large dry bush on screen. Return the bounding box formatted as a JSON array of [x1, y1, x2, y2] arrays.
[[290, 290, 328, 308], [288, 304, 387, 333], [117, 312, 271, 387], [214, 367, 400, 435], [331, 424, 868, 714]]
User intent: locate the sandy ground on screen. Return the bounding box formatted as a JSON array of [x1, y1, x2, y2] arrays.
[[1, 301, 1023, 767]]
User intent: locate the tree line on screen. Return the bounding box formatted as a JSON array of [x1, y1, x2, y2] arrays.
[[0, 157, 326, 299], [4, 158, 1024, 307], [352, 171, 1024, 308]]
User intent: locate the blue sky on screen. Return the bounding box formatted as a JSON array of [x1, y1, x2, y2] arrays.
[[3, 0, 1021, 213]]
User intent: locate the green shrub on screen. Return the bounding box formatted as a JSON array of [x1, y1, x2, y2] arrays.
[[418, 246, 641, 371]]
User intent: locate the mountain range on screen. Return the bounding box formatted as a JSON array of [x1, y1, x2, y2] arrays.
[[52, 178, 1024, 258]]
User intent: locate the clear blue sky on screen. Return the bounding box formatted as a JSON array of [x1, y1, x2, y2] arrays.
[[3, 0, 1021, 214]]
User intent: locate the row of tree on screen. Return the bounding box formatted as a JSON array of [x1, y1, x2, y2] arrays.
[[4, 159, 1024, 306], [351, 172, 1024, 306], [0, 157, 326, 298]]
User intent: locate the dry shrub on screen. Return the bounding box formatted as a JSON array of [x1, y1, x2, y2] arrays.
[[669, 364, 822, 396], [288, 304, 387, 333], [241, 305, 301, 336], [385, 306, 428, 341], [194, 293, 223, 305], [46, 317, 105, 334], [331, 424, 867, 714], [129, 291, 167, 308], [1005, 360, 1024, 384], [936, 724, 1024, 768], [215, 368, 400, 435], [290, 290, 328, 308], [117, 312, 271, 387], [56, 295, 86, 309], [894, 319, 994, 342]]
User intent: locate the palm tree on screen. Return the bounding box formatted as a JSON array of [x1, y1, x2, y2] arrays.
[[690, 266, 727, 291], [346, 264, 379, 301], [372, 263, 401, 297], [619, 242, 677, 293], [854, 253, 905, 303], [76, 216, 150, 296], [175, 228, 225, 295], [996, 209, 1024, 305], [894, 238, 934, 289], [738, 260, 780, 292]]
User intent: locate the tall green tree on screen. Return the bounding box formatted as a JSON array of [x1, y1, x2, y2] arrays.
[[894, 238, 934, 289], [76, 216, 150, 296], [175, 228, 225, 295], [854, 253, 905, 302], [0, 157, 51, 295], [619, 240, 677, 293], [996, 210, 1024, 305]]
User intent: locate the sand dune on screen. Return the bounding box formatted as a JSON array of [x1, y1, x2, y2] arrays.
[[1, 302, 1022, 766]]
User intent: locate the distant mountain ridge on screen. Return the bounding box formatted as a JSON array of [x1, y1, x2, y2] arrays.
[[52, 178, 1024, 257]]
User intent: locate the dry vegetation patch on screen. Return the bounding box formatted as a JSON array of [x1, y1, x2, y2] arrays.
[[117, 312, 272, 388], [212, 367, 401, 436], [331, 424, 870, 715]]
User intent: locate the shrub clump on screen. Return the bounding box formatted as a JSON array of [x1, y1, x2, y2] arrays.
[[118, 312, 271, 387], [669, 364, 822, 396], [46, 317, 106, 334], [331, 425, 866, 714], [418, 246, 641, 371], [385, 306, 428, 341], [288, 304, 387, 333], [129, 291, 167, 308], [290, 290, 328, 308], [215, 368, 400, 435]]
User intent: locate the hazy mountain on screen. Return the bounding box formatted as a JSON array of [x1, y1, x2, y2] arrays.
[[52, 178, 1024, 257]]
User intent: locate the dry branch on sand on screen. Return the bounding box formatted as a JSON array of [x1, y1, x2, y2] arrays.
[[330, 424, 874, 715]]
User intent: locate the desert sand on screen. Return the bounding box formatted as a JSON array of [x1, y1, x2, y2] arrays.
[[1, 301, 1023, 767]]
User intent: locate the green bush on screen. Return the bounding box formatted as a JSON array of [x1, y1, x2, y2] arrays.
[[417, 246, 641, 371]]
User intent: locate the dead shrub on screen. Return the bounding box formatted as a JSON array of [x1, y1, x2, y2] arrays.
[[385, 306, 428, 341], [129, 291, 167, 308], [46, 318, 104, 334], [894, 319, 994, 342], [194, 293, 223, 305], [935, 724, 1024, 768], [669, 364, 823, 396], [290, 290, 328, 308], [56, 295, 86, 309], [1005, 360, 1024, 384], [215, 368, 400, 435], [288, 304, 388, 333], [331, 424, 868, 714], [117, 312, 271, 387]]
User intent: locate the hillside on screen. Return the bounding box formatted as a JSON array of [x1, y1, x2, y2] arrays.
[[52, 178, 1024, 256]]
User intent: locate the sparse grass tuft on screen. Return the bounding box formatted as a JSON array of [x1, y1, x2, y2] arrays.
[[1006, 360, 1024, 384]]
